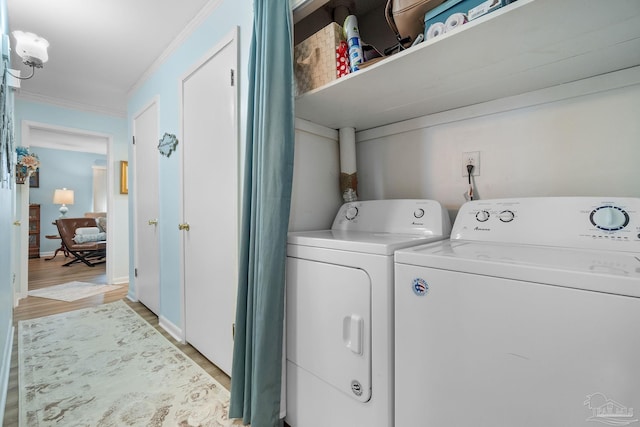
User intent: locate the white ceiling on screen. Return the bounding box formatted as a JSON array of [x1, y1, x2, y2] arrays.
[[7, 0, 216, 117]]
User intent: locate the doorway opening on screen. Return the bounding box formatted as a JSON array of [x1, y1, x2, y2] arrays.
[[18, 120, 115, 300]]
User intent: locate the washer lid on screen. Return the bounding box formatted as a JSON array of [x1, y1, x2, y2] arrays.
[[395, 240, 640, 297], [288, 230, 447, 255]]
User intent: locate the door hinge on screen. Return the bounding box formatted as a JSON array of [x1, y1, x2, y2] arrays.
[[232, 323, 235, 340], [132, 136, 136, 145], [230, 69, 235, 86], [134, 268, 138, 278]]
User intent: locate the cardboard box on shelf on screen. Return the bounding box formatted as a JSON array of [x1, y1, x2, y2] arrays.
[[424, 0, 509, 32], [294, 22, 345, 96]]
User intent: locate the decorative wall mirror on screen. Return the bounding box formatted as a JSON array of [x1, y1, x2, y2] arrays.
[[158, 132, 178, 157]]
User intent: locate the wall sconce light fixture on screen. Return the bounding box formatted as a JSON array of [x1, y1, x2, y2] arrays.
[[7, 31, 50, 80]]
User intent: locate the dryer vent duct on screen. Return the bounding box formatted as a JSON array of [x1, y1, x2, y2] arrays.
[[333, 4, 350, 25], [339, 127, 358, 202]]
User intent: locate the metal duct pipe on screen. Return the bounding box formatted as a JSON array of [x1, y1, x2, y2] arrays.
[[333, 4, 350, 25]]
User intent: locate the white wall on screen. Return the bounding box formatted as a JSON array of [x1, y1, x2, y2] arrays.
[[356, 80, 640, 222], [293, 70, 640, 231], [289, 119, 343, 231]]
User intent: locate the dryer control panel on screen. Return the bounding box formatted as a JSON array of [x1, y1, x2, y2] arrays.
[[451, 197, 640, 252], [331, 199, 451, 237]]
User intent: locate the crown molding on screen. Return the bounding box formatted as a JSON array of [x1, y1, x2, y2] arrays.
[[15, 91, 126, 118]]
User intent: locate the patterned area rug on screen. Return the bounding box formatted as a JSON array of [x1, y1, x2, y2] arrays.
[[27, 281, 122, 302], [19, 300, 244, 426]]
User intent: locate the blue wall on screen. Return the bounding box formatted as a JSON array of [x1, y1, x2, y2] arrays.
[[127, 0, 252, 327], [28, 147, 107, 253], [14, 101, 127, 140], [0, 0, 13, 415]]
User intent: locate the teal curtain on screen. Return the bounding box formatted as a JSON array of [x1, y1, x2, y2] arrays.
[[229, 0, 294, 426]]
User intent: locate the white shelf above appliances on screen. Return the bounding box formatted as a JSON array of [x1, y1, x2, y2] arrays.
[[294, 0, 640, 130]]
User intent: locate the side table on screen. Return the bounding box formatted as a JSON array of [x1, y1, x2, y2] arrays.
[[44, 235, 69, 260]]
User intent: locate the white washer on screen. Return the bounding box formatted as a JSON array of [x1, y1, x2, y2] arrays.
[[394, 197, 640, 427], [285, 199, 451, 427]]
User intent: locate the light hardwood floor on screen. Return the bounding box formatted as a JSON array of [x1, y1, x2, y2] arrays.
[[3, 256, 231, 426]]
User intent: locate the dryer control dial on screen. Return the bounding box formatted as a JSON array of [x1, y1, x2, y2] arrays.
[[590, 205, 629, 231], [498, 210, 515, 223], [475, 210, 490, 222], [345, 206, 359, 221]]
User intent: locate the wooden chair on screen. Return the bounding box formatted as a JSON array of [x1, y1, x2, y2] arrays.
[[55, 218, 107, 267]]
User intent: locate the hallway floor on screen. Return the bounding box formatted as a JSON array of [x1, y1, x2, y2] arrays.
[[3, 256, 231, 426]]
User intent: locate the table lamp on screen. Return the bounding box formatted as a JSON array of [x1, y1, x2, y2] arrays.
[[53, 188, 74, 217]]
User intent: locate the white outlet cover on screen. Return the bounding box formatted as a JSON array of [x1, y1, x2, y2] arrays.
[[462, 151, 480, 176]]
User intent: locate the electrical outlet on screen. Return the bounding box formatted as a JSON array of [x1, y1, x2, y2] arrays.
[[462, 151, 480, 176]]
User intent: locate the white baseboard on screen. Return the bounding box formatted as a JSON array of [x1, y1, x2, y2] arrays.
[[159, 315, 184, 344], [126, 293, 138, 303], [111, 276, 129, 285], [0, 325, 14, 423], [14, 291, 25, 307]]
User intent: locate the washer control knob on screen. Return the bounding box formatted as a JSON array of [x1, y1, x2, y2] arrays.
[[498, 210, 515, 223], [414, 208, 425, 219], [590, 206, 629, 231], [345, 206, 359, 221], [475, 210, 490, 222]]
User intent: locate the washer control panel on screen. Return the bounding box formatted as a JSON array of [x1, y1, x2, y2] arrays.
[[590, 205, 629, 231], [451, 197, 640, 251], [473, 208, 516, 223]]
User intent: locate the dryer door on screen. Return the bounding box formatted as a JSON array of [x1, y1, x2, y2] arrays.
[[287, 257, 371, 402]]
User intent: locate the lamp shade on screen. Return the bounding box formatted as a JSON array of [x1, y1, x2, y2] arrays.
[[53, 188, 74, 205], [12, 30, 49, 68]]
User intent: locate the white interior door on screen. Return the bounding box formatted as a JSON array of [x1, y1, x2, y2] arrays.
[[133, 100, 160, 314], [181, 30, 238, 375]]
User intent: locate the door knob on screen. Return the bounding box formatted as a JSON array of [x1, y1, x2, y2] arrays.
[[178, 223, 190, 231], [13, 220, 21, 226], [148, 219, 158, 225]]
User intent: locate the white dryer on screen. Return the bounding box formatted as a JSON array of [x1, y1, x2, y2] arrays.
[[285, 199, 451, 427], [394, 197, 640, 427]]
